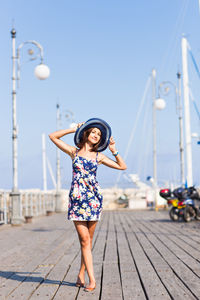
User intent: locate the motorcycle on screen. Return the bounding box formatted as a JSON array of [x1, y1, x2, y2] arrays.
[[181, 187, 200, 222], [160, 186, 200, 222], [159, 188, 180, 221]]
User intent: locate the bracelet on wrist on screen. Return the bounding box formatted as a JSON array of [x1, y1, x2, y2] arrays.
[[112, 151, 119, 157]]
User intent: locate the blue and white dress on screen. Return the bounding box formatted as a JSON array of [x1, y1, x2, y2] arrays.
[[68, 150, 103, 221]]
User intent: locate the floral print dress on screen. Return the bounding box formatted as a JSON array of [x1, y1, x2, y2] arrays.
[[68, 150, 103, 221]]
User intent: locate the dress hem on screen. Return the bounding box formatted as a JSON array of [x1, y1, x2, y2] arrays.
[[68, 218, 101, 221]]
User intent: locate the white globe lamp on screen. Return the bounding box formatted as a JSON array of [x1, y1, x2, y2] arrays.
[[34, 63, 50, 80], [70, 122, 77, 129], [155, 98, 166, 110]]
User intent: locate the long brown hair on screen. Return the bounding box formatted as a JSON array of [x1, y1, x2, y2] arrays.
[[77, 127, 102, 152]]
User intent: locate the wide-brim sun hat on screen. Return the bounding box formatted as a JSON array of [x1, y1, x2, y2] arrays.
[[74, 118, 112, 152]]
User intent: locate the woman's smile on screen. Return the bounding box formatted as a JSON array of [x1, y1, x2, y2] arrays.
[[88, 128, 101, 144]]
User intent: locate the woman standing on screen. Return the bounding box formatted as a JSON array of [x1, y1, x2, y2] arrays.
[[49, 118, 127, 292]]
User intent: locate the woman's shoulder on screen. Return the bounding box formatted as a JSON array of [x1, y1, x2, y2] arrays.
[[97, 152, 106, 164]]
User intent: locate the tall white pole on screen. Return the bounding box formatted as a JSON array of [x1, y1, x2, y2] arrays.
[[152, 69, 157, 186], [46, 157, 56, 188], [55, 104, 62, 212], [42, 133, 47, 191], [11, 28, 18, 192], [10, 28, 23, 225], [152, 69, 159, 211], [10, 28, 49, 224], [182, 37, 193, 186], [56, 104, 61, 191], [177, 72, 185, 185]]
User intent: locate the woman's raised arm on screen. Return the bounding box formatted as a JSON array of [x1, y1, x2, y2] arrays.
[[98, 137, 127, 170], [49, 127, 76, 158], [99, 153, 127, 170]]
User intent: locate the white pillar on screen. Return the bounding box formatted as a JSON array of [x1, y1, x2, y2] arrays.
[[55, 104, 62, 212], [152, 69, 157, 186], [42, 133, 47, 191], [56, 104, 61, 191], [182, 37, 193, 186], [11, 28, 18, 192], [177, 72, 185, 185], [10, 28, 23, 225], [152, 69, 159, 211]]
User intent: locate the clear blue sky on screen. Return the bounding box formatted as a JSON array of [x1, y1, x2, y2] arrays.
[[1, 0, 200, 190]]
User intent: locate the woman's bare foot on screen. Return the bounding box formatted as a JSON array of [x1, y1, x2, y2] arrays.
[[76, 274, 85, 287]]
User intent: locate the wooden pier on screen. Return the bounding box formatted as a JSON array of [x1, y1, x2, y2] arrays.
[[0, 210, 200, 299]]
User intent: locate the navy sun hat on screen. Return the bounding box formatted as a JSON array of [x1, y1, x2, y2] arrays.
[[74, 118, 112, 152]]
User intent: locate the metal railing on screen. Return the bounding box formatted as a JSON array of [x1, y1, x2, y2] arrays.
[[21, 192, 55, 217], [0, 192, 10, 224], [0, 190, 56, 225]]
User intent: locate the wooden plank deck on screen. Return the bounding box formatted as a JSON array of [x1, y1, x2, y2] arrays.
[[0, 210, 200, 299]]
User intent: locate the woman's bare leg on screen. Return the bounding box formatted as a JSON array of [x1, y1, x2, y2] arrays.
[[74, 221, 97, 287], [77, 221, 97, 282]]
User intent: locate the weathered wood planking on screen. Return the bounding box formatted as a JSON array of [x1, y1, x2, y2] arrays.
[[119, 212, 171, 300], [100, 212, 123, 300], [1, 210, 200, 300], [8, 236, 79, 299], [151, 213, 200, 261], [0, 214, 75, 299], [114, 212, 146, 300], [128, 213, 197, 300], [129, 211, 200, 299]]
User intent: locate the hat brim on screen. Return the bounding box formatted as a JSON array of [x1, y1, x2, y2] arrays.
[[74, 118, 112, 152]]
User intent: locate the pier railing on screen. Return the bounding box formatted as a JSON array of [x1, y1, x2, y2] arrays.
[[0, 190, 56, 225], [21, 192, 55, 218], [0, 192, 10, 225]]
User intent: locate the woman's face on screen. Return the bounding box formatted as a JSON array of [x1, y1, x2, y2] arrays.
[[88, 128, 101, 144]]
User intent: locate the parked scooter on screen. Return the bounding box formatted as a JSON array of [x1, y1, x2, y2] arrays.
[[159, 188, 180, 221], [160, 186, 200, 222], [182, 187, 200, 222]]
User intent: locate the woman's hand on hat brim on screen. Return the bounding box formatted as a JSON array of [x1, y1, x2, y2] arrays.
[[109, 136, 117, 153], [76, 122, 85, 130]]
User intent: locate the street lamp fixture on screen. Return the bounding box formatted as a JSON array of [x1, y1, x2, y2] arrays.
[[152, 69, 166, 211], [10, 28, 50, 225], [67, 111, 77, 130], [34, 63, 50, 80], [158, 75, 185, 186], [54, 106, 76, 212], [155, 98, 166, 110]]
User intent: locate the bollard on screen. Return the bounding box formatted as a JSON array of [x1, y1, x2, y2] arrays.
[[10, 191, 24, 225], [55, 191, 62, 213]]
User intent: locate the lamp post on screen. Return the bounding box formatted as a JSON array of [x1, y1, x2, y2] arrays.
[[10, 28, 50, 225], [55, 104, 62, 212], [152, 69, 166, 211], [54, 106, 76, 212], [158, 73, 185, 186], [152, 69, 157, 188], [56, 104, 61, 192], [182, 37, 193, 186]]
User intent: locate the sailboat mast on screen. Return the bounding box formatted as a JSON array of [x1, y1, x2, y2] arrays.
[[182, 37, 193, 186]]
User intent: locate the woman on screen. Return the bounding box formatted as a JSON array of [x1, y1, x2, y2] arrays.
[[49, 118, 127, 292]]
